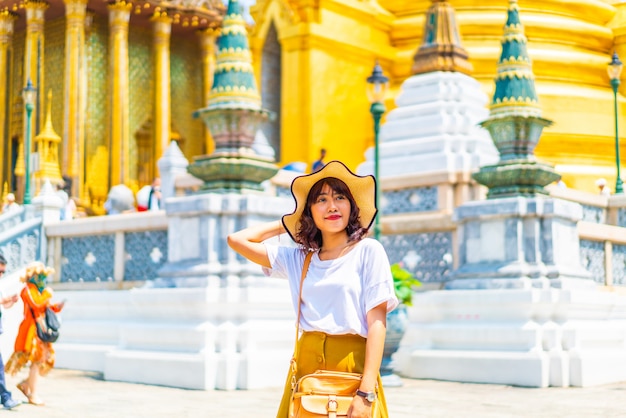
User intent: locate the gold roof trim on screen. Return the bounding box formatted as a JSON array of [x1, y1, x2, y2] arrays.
[[210, 85, 261, 96], [495, 70, 535, 80], [500, 56, 530, 65], [215, 61, 253, 72], [492, 97, 539, 105]]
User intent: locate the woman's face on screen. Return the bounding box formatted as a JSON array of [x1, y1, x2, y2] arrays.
[[31, 273, 47, 289], [310, 183, 351, 234]]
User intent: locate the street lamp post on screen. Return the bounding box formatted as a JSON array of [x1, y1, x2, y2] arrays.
[[22, 79, 37, 204], [366, 62, 389, 241], [608, 52, 624, 195]]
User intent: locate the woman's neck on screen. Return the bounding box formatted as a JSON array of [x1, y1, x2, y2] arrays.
[[319, 232, 353, 260]]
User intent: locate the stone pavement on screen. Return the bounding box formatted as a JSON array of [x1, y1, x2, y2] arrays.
[[2, 369, 625, 417]]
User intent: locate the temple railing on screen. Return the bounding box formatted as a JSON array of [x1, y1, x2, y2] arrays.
[[20, 176, 626, 289], [44, 211, 168, 288], [352, 177, 626, 289], [355, 171, 484, 290], [548, 186, 626, 286], [0, 214, 43, 274], [0, 207, 26, 234]]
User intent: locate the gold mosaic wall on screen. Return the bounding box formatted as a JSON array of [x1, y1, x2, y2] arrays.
[[129, 25, 153, 184], [170, 37, 204, 158], [11, 32, 24, 140], [7, 16, 205, 196], [43, 17, 65, 155], [86, 14, 109, 186]]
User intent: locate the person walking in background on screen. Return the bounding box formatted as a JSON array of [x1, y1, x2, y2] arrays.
[[0, 254, 20, 410], [58, 176, 76, 220], [228, 161, 397, 417], [6, 262, 64, 406], [54, 181, 73, 221], [311, 148, 326, 172], [147, 177, 162, 211]]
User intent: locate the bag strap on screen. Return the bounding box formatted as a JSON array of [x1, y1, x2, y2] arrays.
[[290, 251, 313, 381], [28, 305, 37, 321], [24, 284, 49, 323]]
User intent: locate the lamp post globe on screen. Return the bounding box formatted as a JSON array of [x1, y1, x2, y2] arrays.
[[366, 61, 388, 240], [608, 52, 624, 195], [22, 78, 37, 205]]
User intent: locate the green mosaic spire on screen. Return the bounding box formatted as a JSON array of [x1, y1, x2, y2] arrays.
[[490, 0, 541, 118], [207, 0, 261, 111], [188, 0, 277, 192], [473, 0, 559, 198]]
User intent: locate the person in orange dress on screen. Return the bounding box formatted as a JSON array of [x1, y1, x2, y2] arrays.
[[5, 262, 64, 406]]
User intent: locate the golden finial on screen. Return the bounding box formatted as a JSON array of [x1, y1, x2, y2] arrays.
[[34, 90, 62, 189], [412, 0, 473, 75]]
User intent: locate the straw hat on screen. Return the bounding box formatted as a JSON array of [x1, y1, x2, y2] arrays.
[[282, 160, 377, 242], [20, 261, 54, 283]]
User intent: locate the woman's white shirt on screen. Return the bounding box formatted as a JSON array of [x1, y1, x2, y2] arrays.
[[263, 238, 398, 338]]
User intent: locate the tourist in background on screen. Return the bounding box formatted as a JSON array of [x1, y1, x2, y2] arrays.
[[0, 254, 20, 410], [311, 148, 327, 172], [55, 179, 76, 221], [5, 262, 64, 406], [596, 178, 611, 196], [1, 194, 20, 214], [147, 177, 162, 211], [228, 161, 397, 417]]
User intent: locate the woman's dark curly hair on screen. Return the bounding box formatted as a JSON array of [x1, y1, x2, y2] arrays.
[[296, 177, 368, 250]]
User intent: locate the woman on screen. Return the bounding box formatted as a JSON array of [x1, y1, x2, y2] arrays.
[[5, 262, 64, 406], [228, 161, 398, 418]]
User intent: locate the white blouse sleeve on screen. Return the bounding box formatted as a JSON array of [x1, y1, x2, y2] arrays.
[[262, 243, 288, 278], [361, 239, 399, 313]]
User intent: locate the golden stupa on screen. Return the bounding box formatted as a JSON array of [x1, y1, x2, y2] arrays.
[[0, 0, 624, 207]]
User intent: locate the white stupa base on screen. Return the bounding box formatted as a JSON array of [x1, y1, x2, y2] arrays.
[[53, 284, 295, 390], [402, 349, 549, 387], [395, 288, 626, 388], [357, 71, 498, 178]]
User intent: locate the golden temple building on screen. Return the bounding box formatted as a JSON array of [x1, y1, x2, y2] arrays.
[[0, 0, 225, 209], [249, 0, 626, 192], [1, 0, 626, 208]]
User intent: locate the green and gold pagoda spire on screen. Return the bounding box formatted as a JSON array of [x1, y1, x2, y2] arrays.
[[489, 0, 541, 118], [206, 0, 262, 111], [189, 0, 277, 192], [473, 0, 559, 198]]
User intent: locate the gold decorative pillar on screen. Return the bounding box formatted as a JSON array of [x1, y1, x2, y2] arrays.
[[152, 13, 172, 172], [107, 1, 132, 187], [24, 0, 48, 132], [197, 27, 218, 155], [0, 11, 17, 186], [80, 10, 94, 202], [63, 0, 88, 196]]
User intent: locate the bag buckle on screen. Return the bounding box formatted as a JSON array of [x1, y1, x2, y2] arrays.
[[327, 395, 338, 413]]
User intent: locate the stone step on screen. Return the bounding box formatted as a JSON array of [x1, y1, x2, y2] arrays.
[[55, 342, 116, 373]]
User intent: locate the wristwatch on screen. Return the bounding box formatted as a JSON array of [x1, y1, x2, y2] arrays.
[[355, 389, 377, 403]]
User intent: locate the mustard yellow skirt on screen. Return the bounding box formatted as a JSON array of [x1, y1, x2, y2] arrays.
[[276, 331, 389, 418]]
